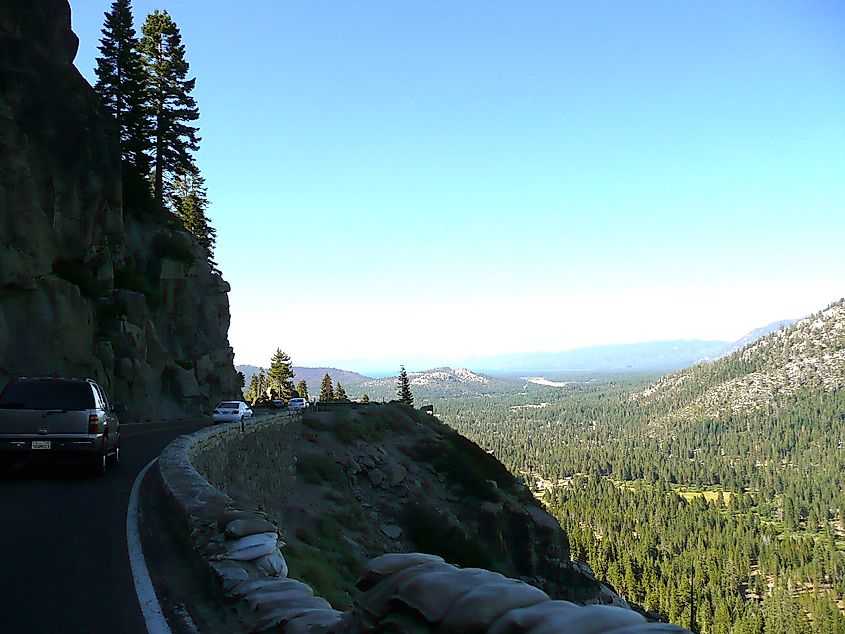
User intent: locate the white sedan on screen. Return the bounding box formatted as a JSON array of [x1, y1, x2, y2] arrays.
[[212, 401, 253, 423], [288, 398, 309, 410]]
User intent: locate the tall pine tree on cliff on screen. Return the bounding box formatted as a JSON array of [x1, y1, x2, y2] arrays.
[[139, 10, 200, 209], [397, 365, 414, 406], [171, 171, 217, 267], [94, 0, 151, 174]]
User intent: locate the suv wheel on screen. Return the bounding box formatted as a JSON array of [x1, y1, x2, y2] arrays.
[[88, 445, 107, 476], [107, 446, 120, 466]]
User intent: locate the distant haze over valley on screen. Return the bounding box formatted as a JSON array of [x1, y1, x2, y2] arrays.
[[237, 319, 796, 396], [468, 319, 796, 373], [237, 319, 796, 380]]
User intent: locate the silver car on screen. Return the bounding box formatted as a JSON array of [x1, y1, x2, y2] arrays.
[[0, 377, 123, 475]]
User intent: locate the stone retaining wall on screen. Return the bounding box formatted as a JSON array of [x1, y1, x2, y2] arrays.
[[189, 413, 297, 517], [157, 411, 690, 633], [157, 412, 343, 631]]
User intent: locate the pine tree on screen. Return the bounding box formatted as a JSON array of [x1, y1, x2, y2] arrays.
[[245, 373, 259, 404], [256, 368, 267, 402], [94, 0, 150, 173], [319, 373, 334, 402], [171, 170, 216, 266], [361, 394, 370, 403], [296, 380, 309, 401], [397, 365, 414, 406], [267, 349, 295, 400], [335, 383, 348, 401], [139, 10, 200, 208]]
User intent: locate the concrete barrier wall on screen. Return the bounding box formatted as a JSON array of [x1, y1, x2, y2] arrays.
[[157, 412, 344, 632], [189, 413, 297, 517]]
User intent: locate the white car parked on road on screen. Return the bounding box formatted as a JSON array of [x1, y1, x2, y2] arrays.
[[288, 398, 309, 410], [212, 401, 253, 423]]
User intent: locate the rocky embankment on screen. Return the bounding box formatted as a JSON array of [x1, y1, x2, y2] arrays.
[[170, 405, 686, 632], [216, 404, 628, 611], [0, 0, 239, 419]]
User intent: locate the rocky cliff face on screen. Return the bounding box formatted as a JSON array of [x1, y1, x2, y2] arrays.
[[0, 0, 239, 420]]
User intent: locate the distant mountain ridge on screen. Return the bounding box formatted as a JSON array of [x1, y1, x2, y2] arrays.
[[463, 320, 800, 373], [363, 367, 490, 387], [292, 367, 373, 386], [235, 317, 799, 397], [468, 340, 728, 374], [714, 319, 796, 358], [633, 300, 845, 421]]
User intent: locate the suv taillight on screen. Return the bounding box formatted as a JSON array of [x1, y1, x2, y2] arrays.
[[88, 414, 100, 434]]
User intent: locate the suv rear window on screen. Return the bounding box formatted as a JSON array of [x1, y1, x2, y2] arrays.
[[218, 402, 240, 408], [0, 379, 96, 411]]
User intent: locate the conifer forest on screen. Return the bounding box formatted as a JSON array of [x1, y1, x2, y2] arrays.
[[437, 374, 845, 633]]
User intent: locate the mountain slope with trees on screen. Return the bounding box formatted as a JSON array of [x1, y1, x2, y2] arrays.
[[634, 300, 845, 422], [435, 299, 845, 633]]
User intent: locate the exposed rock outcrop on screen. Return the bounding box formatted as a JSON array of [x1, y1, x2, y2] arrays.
[[0, 0, 239, 419]]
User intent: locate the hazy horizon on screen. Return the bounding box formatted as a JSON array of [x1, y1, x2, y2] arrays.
[[234, 318, 801, 375]]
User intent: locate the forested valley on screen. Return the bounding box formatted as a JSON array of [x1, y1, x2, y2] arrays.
[[436, 303, 845, 633]]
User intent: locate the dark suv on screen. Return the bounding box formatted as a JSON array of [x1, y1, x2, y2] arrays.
[[0, 377, 123, 474]]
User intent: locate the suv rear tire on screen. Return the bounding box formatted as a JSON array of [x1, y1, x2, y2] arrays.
[[88, 444, 107, 476]]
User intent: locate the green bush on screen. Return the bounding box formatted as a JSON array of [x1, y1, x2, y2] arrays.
[[332, 409, 379, 445], [406, 434, 511, 502], [302, 414, 331, 431], [319, 514, 341, 543], [294, 525, 318, 546], [285, 539, 360, 610], [52, 258, 102, 298], [296, 453, 347, 488]]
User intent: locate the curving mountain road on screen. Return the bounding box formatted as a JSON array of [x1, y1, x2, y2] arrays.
[[0, 419, 212, 633]]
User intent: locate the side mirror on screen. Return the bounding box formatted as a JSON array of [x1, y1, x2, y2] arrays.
[[113, 404, 128, 415]]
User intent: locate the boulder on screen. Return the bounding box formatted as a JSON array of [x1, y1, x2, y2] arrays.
[[367, 468, 385, 486], [173, 366, 201, 398], [388, 463, 408, 487]]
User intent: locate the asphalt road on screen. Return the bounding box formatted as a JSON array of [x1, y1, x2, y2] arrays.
[[0, 419, 211, 634]]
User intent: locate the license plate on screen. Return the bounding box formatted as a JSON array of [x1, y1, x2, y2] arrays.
[[32, 441, 51, 450]]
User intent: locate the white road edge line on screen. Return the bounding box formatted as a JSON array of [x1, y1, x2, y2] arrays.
[[127, 458, 173, 634]]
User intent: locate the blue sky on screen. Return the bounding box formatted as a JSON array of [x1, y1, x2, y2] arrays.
[[71, 1, 845, 372]]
